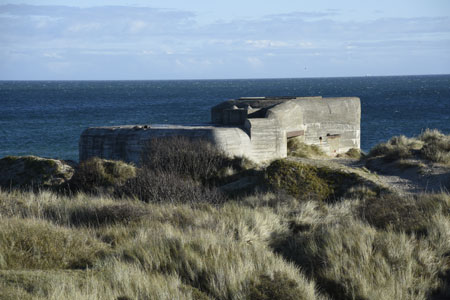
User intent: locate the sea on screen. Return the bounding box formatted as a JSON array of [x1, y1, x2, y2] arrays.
[[1, 75, 449, 162]]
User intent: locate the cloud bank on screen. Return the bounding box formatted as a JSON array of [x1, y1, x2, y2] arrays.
[[1, 4, 449, 79]]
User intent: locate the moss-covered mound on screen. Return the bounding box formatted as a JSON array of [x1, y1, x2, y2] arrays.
[[0, 156, 75, 189], [69, 157, 136, 194], [265, 159, 365, 202]]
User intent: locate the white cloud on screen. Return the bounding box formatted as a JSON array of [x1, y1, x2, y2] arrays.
[[129, 20, 147, 33], [67, 22, 102, 33], [247, 57, 263, 67], [43, 52, 62, 59], [245, 40, 289, 48], [0, 4, 449, 79]]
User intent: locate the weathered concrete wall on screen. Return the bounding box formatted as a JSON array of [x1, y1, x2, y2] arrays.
[[80, 125, 217, 165], [79, 124, 277, 164], [298, 97, 361, 155], [244, 118, 286, 162], [80, 96, 360, 164]]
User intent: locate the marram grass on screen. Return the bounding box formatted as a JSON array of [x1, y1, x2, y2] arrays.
[[1, 188, 449, 299]]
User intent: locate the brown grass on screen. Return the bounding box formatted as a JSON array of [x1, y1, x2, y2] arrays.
[[1, 144, 449, 299]]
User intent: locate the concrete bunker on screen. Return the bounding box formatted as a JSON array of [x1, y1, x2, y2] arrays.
[[79, 96, 360, 164]]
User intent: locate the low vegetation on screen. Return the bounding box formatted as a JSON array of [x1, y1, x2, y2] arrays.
[[67, 157, 136, 194], [287, 138, 325, 158], [265, 159, 369, 202], [1, 134, 449, 299], [0, 155, 74, 189], [368, 129, 450, 164]]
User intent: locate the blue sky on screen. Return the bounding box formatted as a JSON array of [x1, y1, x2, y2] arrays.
[[1, 0, 449, 79]]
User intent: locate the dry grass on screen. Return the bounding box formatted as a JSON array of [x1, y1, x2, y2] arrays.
[[287, 139, 326, 158], [419, 129, 450, 164], [272, 198, 450, 300], [1, 177, 449, 299], [368, 129, 450, 165], [368, 135, 423, 161], [0, 217, 107, 269], [0, 189, 321, 300]]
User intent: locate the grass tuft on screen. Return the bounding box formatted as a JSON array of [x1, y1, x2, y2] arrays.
[[0, 218, 108, 269], [287, 138, 325, 158], [368, 129, 450, 164]]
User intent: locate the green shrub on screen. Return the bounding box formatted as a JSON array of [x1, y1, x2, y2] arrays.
[[265, 160, 331, 201], [265, 160, 364, 202], [69, 157, 136, 194]]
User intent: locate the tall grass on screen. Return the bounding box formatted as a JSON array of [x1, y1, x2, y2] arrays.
[[1, 187, 449, 299], [0, 189, 321, 299], [368, 129, 450, 164], [1, 129, 449, 299]]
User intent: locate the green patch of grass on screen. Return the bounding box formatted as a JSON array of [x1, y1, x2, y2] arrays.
[[265, 160, 332, 201], [265, 159, 365, 202]]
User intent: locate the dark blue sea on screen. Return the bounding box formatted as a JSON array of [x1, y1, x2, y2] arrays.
[[1, 75, 449, 162]]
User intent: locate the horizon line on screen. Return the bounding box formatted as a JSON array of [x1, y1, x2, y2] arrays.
[[1, 73, 449, 82]]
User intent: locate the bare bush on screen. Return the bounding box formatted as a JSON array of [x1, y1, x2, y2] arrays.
[[141, 136, 248, 185], [141, 136, 224, 182], [118, 168, 226, 205]]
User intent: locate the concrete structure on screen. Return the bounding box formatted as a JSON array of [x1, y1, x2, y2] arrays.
[[79, 96, 360, 164]]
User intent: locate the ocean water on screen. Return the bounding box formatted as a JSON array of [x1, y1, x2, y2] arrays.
[[1, 75, 449, 162]]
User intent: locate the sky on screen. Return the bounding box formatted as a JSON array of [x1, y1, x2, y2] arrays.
[[0, 0, 449, 80]]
